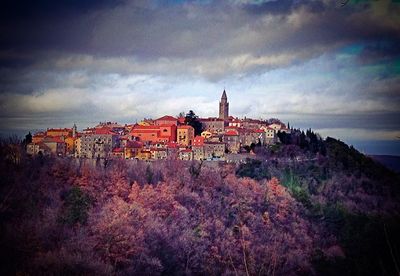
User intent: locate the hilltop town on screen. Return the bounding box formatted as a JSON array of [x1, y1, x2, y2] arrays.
[[26, 90, 290, 161]]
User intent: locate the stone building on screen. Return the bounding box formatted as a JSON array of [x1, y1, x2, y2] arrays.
[[192, 136, 205, 160], [178, 149, 193, 160], [41, 136, 66, 156], [219, 89, 229, 121], [151, 148, 168, 160], [242, 118, 263, 129], [260, 126, 277, 144], [200, 118, 225, 134], [239, 129, 266, 146], [223, 130, 240, 154], [204, 141, 225, 160], [78, 129, 119, 159]]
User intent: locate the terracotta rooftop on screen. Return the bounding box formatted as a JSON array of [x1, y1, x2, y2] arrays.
[[225, 130, 239, 136], [253, 129, 264, 133], [112, 148, 124, 153], [150, 148, 167, 152], [158, 124, 176, 127], [155, 115, 177, 121], [132, 125, 159, 130], [131, 129, 160, 133], [167, 142, 178, 148], [43, 136, 65, 143], [178, 125, 194, 129], [94, 128, 117, 135]]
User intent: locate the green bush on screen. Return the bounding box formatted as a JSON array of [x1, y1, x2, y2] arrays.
[[58, 186, 91, 226], [236, 159, 269, 180]]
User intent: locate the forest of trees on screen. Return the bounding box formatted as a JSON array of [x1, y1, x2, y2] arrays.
[[0, 136, 399, 275]]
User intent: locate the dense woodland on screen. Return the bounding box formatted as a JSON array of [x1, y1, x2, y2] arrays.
[[0, 134, 399, 275]]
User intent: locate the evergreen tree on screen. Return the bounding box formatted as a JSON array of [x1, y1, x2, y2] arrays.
[[185, 110, 203, 136], [25, 132, 32, 144], [22, 132, 32, 150]]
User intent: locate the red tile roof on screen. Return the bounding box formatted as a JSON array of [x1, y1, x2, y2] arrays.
[[193, 135, 205, 146], [150, 148, 167, 152], [132, 125, 159, 130], [158, 124, 176, 127], [167, 142, 178, 148], [225, 130, 239, 136], [132, 129, 160, 134], [178, 125, 194, 129], [94, 128, 116, 135], [43, 136, 65, 143], [155, 115, 177, 121], [112, 148, 124, 153]]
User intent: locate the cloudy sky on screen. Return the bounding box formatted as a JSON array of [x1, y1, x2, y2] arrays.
[[0, 0, 399, 154]]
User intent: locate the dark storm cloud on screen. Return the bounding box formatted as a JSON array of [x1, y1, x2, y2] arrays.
[[242, 0, 326, 15], [0, 0, 399, 97], [357, 41, 400, 65], [0, 0, 124, 20], [0, 0, 398, 61]]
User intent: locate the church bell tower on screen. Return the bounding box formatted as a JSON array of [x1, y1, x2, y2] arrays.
[[219, 89, 229, 121]]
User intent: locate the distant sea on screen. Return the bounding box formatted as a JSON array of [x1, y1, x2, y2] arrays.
[[370, 155, 400, 173], [346, 139, 400, 156]]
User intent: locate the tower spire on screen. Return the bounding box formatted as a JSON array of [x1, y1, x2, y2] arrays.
[[221, 89, 227, 100], [219, 89, 229, 120]]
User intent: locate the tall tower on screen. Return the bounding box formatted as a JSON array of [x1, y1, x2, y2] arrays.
[[219, 89, 229, 121], [72, 123, 77, 138]]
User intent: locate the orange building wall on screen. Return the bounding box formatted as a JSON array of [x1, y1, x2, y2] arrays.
[[64, 137, 75, 153], [177, 126, 195, 146], [47, 128, 72, 137], [131, 130, 159, 143], [158, 124, 177, 142], [32, 134, 45, 144], [131, 124, 177, 143]]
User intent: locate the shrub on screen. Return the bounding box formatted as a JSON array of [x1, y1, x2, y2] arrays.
[[58, 186, 91, 226]]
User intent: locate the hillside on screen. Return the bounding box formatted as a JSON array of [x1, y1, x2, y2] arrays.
[[0, 137, 399, 275]]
